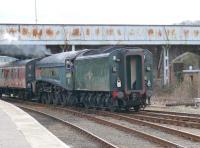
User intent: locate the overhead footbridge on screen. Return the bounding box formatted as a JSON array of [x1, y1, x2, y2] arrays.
[[0, 24, 200, 45]]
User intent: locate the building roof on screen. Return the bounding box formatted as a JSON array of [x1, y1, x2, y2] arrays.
[[172, 52, 200, 63]]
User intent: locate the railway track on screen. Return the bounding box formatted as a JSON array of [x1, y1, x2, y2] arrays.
[[5, 100, 183, 148], [5, 98, 200, 147], [127, 112, 200, 129], [143, 110, 200, 118], [140, 110, 200, 123], [97, 111, 200, 142], [52, 107, 185, 147], [2, 97, 184, 148], [17, 104, 118, 148]]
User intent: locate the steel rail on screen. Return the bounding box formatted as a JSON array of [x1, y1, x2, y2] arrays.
[[144, 110, 200, 117], [128, 114, 200, 129], [139, 111, 200, 123], [17, 105, 118, 148]]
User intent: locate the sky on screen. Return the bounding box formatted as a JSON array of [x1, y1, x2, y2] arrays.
[[0, 0, 199, 24]]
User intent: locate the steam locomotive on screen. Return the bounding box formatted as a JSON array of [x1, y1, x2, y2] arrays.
[[0, 46, 153, 111]]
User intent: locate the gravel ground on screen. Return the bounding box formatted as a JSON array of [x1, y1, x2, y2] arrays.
[[95, 115, 200, 148], [26, 111, 98, 148], [24, 105, 157, 148]]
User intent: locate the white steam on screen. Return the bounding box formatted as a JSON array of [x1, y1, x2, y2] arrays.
[[0, 45, 52, 58], [0, 33, 51, 58], [3, 33, 18, 42]]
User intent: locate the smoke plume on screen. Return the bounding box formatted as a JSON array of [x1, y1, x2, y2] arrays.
[[0, 33, 52, 59], [0, 45, 52, 59]]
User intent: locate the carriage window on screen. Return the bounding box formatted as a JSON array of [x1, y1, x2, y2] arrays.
[[4, 69, 9, 78]]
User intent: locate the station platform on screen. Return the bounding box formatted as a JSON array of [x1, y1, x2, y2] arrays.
[[0, 99, 69, 148]]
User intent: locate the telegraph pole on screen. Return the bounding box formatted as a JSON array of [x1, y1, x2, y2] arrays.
[[35, 0, 38, 24]]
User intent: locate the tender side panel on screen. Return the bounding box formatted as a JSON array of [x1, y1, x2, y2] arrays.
[[144, 49, 153, 96], [75, 57, 110, 91], [109, 51, 124, 92]]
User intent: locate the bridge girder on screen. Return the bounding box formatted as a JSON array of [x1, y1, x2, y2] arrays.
[[0, 24, 200, 45]]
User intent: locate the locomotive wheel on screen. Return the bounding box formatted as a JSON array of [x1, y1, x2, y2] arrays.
[[109, 104, 117, 112], [70, 95, 78, 106], [79, 93, 85, 107], [95, 94, 102, 109], [41, 93, 47, 104], [99, 95, 106, 109], [46, 92, 53, 104], [67, 95, 73, 106], [85, 93, 92, 108], [83, 94, 89, 109], [91, 96, 96, 108], [60, 92, 68, 107], [90, 94, 97, 107], [24, 92, 30, 101], [37, 92, 42, 103], [125, 107, 130, 112], [18, 91, 24, 100], [88, 95, 93, 107], [20, 92, 25, 100], [108, 98, 118, 112], [134, 105, 140, 112], [53, 92, 60, 105]]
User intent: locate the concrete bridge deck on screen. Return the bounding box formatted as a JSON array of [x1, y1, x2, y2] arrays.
[[1, 24, 200, 45]]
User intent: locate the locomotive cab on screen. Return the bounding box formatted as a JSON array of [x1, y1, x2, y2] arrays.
[[124, 50, 145, 110], [125, 53, 144, 92], [110, 48, 146, 111], [65, 58, 75, 90]]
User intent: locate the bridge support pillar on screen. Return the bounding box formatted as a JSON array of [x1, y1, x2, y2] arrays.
[[72, 45, 75, 51], [163, 46, 170, 85]]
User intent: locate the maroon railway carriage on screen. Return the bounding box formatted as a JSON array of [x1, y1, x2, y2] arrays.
[[0, 59, 38, 99]]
